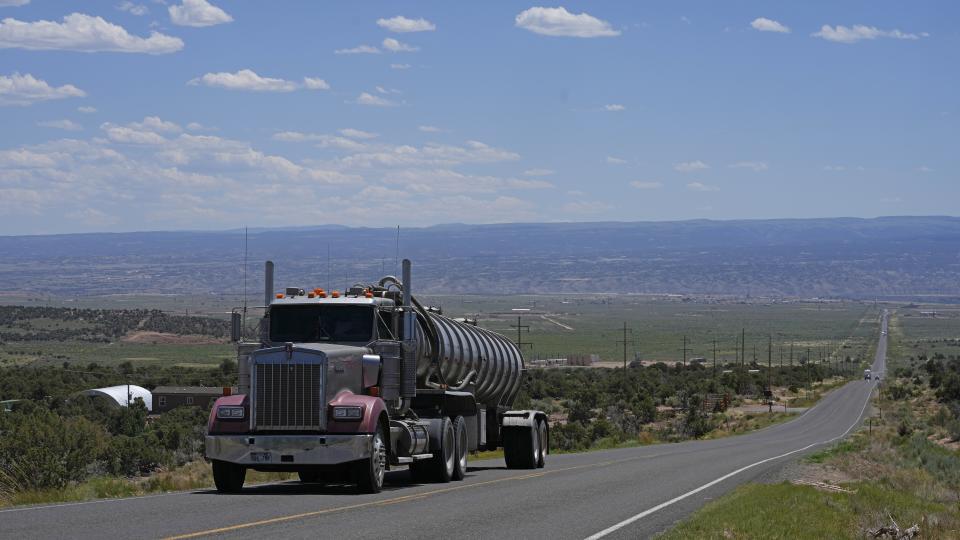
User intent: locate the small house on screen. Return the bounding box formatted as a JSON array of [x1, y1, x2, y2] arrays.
[[151, 386, 235, 413]]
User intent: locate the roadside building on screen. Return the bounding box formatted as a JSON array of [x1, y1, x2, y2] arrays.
[[152, 386, 234, 413]]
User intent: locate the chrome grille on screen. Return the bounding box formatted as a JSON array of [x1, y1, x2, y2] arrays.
[[254, 363, 323, 430]]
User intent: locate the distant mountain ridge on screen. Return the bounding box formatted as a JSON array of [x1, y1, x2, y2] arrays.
[[1, 216, 959, 299]]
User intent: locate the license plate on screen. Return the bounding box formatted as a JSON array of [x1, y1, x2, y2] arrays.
[[250, 452, 272, 463]]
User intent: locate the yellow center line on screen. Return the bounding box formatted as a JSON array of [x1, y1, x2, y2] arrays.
[[164, 453, 664, 540]]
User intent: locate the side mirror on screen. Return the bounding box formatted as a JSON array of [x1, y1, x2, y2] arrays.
[[231, 312, 242, 342]]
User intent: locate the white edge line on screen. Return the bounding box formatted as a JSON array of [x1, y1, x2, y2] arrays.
[[584, 379, 874, 540]]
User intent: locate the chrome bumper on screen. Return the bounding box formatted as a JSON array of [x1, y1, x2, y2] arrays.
[[205, 434, 371, 466]]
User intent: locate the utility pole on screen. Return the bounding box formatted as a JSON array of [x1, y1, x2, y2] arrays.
[[790, 341, 794, 367], [510, 314, 531, 351], [767, 334, 773, 389], [741, 328, 746, 367], [679, 335, 693, 367], [615, 322, 634, 372], [713, 338, 718, 377]]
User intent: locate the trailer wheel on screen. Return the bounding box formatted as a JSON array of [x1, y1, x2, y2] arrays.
[[356, 419, 387, 494], [212, 460, 246, 493], [503, 425, 538, 470], [452, 415, 468, 481], [412, 416, 455, 483], [536, 419, 547, 469]]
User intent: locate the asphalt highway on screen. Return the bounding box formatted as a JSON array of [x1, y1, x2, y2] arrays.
[[1, 312, 887, 539]]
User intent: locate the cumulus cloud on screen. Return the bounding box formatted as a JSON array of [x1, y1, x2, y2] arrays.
[[604, 104, 625, 111], [335, 44, 379, 54], [38, 119, 82, 131], [813, 24, 923, 44], [674, 160, 709, 172], [340, 128, 378, 139], [354, 92, 395, 107], [687, 181, 718, 192], [0, 148, 57, 168], [376, 15, 435, 33], [750, 17, 789, 33], [0, 73, 85, 106], [729, 161, 767, 172], [630, 181, 662, 189], [606, 156, 627, 164], [168, 0, 232, 27], [302, 77, 330, 90], [188, 70, 327, 92], [0, 13, 183, 54], [382, 37, 418, 52], [117, 2, 148, 16], [101, 122, 168, 144], [0, 1, 30, 6], [131, 116, 181, 133], [515, 7, 619, 38]]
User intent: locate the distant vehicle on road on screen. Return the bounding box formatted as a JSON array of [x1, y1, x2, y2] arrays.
[[206, 260, 548, 494]]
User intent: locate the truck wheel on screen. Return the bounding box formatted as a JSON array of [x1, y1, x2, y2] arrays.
[[503, 426, 538, 469], [212, 460, 246, 493], [452, 416, 468, 481], [412, 416, 455, 483], [356, 420, 387, 494], [536, 419, 547, 469], [298, 470, 324, 484]]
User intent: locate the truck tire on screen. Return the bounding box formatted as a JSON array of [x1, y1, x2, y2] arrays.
[[452, 415, 468, 481], [536, 419, 547, 469], [212, 460, 246, 493], [503, 426, 538, 469], [355, 419, 387, 494], [411, 416, 455, 483]]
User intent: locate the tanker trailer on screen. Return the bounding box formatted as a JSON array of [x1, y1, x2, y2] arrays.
[[205, 259, 548, 493]]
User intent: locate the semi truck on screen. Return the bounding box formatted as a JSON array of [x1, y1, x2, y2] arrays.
[[205, 259, 548, 493]]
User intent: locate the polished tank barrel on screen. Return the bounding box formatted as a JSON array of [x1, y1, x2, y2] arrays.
[[412, 312, 524, 407]]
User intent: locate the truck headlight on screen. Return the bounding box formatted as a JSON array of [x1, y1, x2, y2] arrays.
[[217, 406, 245, 419], [332, 406, 363, 420]]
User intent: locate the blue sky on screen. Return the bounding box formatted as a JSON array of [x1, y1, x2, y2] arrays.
[[0, 1, 956, 235]]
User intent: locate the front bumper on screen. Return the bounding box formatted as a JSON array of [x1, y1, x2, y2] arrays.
[[205, 434, 371, 466]]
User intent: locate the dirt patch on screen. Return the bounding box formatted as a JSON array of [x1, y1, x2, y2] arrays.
[[765, 459, 855, 488], [121, 331, 223, 345]]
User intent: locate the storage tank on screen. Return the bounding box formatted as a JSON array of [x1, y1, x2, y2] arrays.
[[413, 310, 524, 407]]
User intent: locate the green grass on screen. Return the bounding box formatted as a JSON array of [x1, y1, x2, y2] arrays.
[[658, 481, 954, 540], [0, 340, 234, 368]]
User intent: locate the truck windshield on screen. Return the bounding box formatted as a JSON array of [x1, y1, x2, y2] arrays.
[[270, 305, 373, 343]]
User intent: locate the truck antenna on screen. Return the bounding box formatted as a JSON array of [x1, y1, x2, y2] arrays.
[[395, 225, 400, 277]]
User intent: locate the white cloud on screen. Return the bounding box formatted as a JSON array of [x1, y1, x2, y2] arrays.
[[168, 0, 232, 27], [606, 156, 627, 164], [823, 165, 846, 171], [382, 37, 418, 52], [354, 92, 395, 107], [687, 181, 718, 192], [335, 44, 380, 55], [101, 122, 168, 144], [338, 140, 519, 169], [750, 17, 789, 34], [376, 86, 401, 95], [390, 63, 411, 70], [188, 69, 298, 92], [376, 15, 435, 33], [418, 125, 442, 133], [0, 13, 183, 54], [0, 148, 56, 168], [812, 24, 923, 44], [77, 106, 97, 113], [340, 128, 378, 139], [515, 7, 619, 38], [271, 131, 369, 151], [131, 115, 181, 133], [186, 122, 214, 131], [674, 160, 709, 172], [0, 73, 85, 106], [729, 161, 767, 172], [630, 181, 662, 189], [38, 119, 82, 131], [604, 104, 625, 111], [303, 77, 330, 90], [524, 168, 554, 176], [117, 2, 148, 16], [0, 1, 30, 6]]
